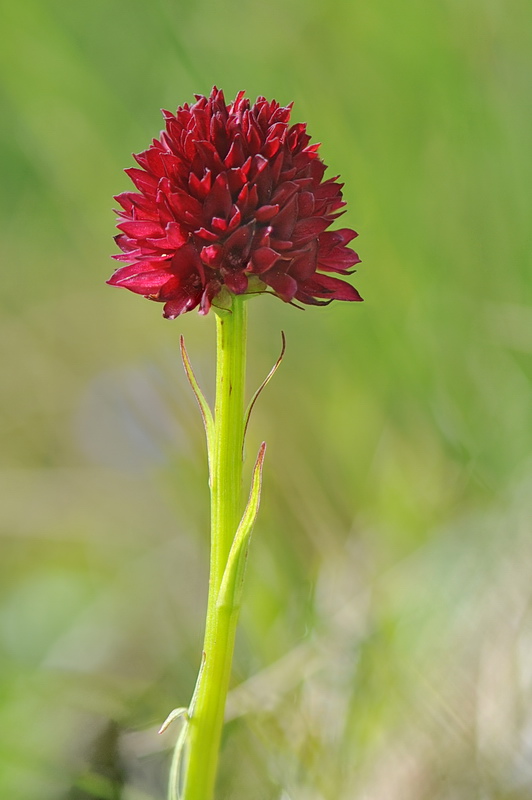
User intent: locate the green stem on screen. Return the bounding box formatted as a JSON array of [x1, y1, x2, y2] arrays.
[[181, 295, 247, 800]]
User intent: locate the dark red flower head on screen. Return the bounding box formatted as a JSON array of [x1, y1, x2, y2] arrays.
[[108, 88, 362, 318]]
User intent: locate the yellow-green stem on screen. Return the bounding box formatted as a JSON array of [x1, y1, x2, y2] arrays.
[[181, 295, 247, 800]]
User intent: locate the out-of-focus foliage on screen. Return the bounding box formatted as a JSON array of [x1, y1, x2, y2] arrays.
[[0, 0, 531, 798]]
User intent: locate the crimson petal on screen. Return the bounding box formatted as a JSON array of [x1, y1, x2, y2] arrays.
[[163, 290, 202, 319], [117, 220, 164, 238], [250, 247, 280, 274], [262, 270, 298, 302], [301, 273, 363, 301]]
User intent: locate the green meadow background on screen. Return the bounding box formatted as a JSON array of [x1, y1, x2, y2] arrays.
[[1, 0, 531, 797]]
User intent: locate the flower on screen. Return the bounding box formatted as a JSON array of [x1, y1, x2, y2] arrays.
[[108, 88, 362, 318]]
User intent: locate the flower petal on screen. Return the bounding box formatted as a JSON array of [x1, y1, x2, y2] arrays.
[[301, 273, 363, 301], [292, 217, 329, 244], [124, 168, 158, 195], [163, 290, 201, 319], [319, 228, 358, 252], [262, 270, 298, 302], [222, 269, 248, 294], [117, 220, 164, 238], [250, 247, 280, 274], [107, 261, 174, 294], [288, 245, 318, 281]]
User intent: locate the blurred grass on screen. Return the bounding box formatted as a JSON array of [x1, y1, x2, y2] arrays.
[[0, 0, 531, 797]]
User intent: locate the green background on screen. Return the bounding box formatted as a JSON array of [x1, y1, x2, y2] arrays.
[[1, 0, 531, 797]]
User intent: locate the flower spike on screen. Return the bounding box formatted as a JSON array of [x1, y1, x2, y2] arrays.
[[108, 88, 363, 318]]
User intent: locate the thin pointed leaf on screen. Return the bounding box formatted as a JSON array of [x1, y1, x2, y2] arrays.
[[165, 650, 206, 800], [180, 335, 215, 469], [243, 332, 286, 448], [168, 716, 189, 800], [217, 442, 267, 611], [159, 707, 188, 735]]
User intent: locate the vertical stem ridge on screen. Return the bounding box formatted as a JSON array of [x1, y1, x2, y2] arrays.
[[180, 295, 247, 800]]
